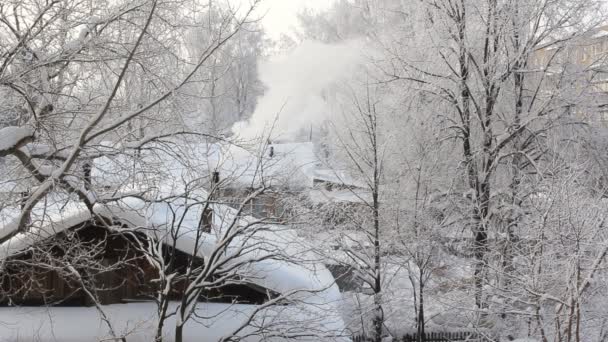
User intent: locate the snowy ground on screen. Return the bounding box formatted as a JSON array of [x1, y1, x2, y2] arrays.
[[0, 301, 347, 342]]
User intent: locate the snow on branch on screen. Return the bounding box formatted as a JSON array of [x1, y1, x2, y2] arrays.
[[0, 126, 34, 156]]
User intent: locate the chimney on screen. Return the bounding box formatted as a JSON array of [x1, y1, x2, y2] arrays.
[[309, 124, 313, 142], [210, 171, 221, 200], [19, 190, 29, 210], [19, 189, 31, 226], [83, 162, 92, 191]]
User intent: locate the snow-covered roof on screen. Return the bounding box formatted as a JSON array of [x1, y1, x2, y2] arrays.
[[313, 169, 367, 188], [0, 196, 341, 306], [0, 198, 87, 247], [87, 139, 367, 198], [309, 188, 372, 204], [90, 141, 325, 192], [591, 26, 608, 39], [91, 140, 215, 196], [207, 142, 321, 189]]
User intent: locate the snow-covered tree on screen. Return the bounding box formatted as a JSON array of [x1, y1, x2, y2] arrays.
[[0, 1, 346, 341]]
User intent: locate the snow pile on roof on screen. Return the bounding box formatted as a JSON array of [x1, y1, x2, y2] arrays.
[[91, 140, 216, 195], [592, 27, 608, 39], [208, 142, 320, 188], [0, 126, 34, 154], [309, 188, 372, 204], [0, 198, 91, 250], [313, 169, 366, 188], [90, 139, 363, 193]]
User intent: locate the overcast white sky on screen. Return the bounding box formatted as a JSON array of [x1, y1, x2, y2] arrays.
[[236, 0, 336, 38]]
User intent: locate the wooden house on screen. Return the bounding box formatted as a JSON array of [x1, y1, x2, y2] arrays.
[[0, 216, 276, 307]]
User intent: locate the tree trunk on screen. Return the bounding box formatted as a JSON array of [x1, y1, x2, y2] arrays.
[[175, 324, 184, 342], [373, 204, 383, 342], [417, 278, 425, 342]]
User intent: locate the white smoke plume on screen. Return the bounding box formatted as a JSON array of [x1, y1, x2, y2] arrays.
[[232, 40, 363, 141]]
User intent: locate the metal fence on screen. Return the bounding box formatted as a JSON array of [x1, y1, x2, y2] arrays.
[[353, 331, 494, 342]]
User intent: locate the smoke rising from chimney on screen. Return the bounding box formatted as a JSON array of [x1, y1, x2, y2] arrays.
[[232, 40, 363, 141]]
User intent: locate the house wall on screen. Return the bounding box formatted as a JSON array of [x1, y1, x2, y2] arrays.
[[217, 187, 291, 220]]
